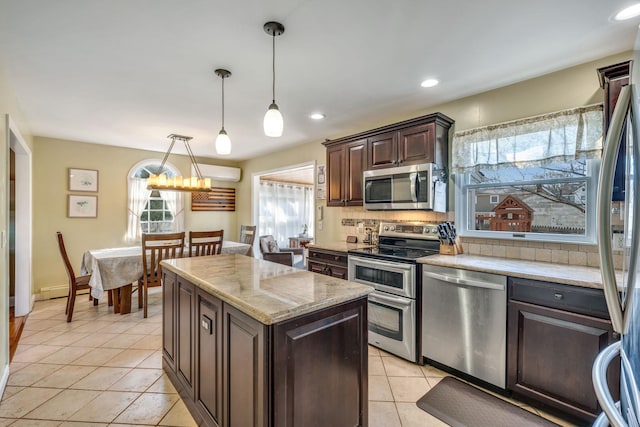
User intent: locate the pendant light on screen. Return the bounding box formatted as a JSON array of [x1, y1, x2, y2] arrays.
[[146, 134, 212, 192], [215, 68, 232, 155], [263, 21, 285, 137]]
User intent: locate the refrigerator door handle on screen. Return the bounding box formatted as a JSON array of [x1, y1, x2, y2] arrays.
[[593, 341, 626, 427], [597, 84, 640, 334]]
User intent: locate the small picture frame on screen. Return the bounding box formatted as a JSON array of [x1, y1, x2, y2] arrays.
[[69, 168, 98, 192], [68, 195, 98, 218]]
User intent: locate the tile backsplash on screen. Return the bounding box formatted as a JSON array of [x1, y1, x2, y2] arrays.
[[339, 207, 622, 269]]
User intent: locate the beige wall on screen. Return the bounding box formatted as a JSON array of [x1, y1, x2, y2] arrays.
[[237, 51, 632, 252], [33, 137, 241, 294], [0, 64, 34, 388]]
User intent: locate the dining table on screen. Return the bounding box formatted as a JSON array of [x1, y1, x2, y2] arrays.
[[80, 240, 252, 314]]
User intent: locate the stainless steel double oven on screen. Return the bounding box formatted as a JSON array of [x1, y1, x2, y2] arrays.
[[348, 222, 440, 362]]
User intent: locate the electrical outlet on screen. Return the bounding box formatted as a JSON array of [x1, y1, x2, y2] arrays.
[[612, 233, 625, 251], [317, 221, 323, 231]]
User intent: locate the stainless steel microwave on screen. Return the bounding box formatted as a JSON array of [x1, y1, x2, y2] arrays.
[[363, 163, 436, 210]]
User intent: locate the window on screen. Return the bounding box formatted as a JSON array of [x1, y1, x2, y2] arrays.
[[453, 104, 603, 243], [126, 160, 184, 241]]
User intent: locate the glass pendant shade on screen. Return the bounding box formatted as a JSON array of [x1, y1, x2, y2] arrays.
[[215, 129, 231, 155], [263, 102, 283, 137]]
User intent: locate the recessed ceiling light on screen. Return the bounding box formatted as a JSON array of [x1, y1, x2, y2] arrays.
[[615, 3, 640, 20], [421, 79, 439, 88], [310, 113, 326, 120]]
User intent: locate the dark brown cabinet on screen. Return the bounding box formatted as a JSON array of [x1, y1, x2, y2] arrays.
[[162, 270, 177, 371], [507, 277, 618, 423], [326, 139, 367, 207], [598, 61, 631, 202], [368, 122, 441, 170], [196, 291, 223, 426], [163, 273, 368, 427], [323, 112, 453, 207], [177, 277, 195, 397], [307, 248, 348, 279]]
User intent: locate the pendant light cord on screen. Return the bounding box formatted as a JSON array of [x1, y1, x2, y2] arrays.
[[272, 32, 276, 103], [221, 75, 225, 130]]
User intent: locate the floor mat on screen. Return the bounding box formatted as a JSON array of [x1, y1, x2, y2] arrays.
[[416, 377, 560, 427]]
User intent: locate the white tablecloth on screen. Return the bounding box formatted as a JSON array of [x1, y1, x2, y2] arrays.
[[81, 241, 251, 299]]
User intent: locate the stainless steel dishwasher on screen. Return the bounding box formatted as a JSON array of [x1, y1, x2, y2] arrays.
[[422, 264, 507, 388]]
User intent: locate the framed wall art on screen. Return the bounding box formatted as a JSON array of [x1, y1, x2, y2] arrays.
[[68, 168, 98, 192], [68, 195, 98, 218]]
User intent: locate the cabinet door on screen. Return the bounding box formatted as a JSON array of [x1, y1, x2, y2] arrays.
[[223, 304, 267, 427], [273, 298, 368, 427], [177, 278, 195, 397], [367, 131, 398, 169], [344, 139, 367, 205], [507, 300, 617, 422], [326, 144, 346, 206], [196, 290, 223, 427], [398, 123, 435, 165], [162, 270, 177, 370], [308, 260, 328, 275]]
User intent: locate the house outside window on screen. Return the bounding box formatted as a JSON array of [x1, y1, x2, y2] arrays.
[[453, 104, 603, 244], [126, 160, 184, 241]]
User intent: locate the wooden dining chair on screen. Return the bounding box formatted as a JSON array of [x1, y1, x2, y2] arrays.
[[56, 231, 95, 322], [188, 230, 224, 257], [139, 232, 185, 318], [239, 225, 256, 256]]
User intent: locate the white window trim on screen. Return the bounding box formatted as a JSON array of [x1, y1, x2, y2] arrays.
[[454, 159, 600, 244]]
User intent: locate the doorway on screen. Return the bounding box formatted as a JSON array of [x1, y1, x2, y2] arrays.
[[251, 162, 316, 254], [7, 115, 32, 317]]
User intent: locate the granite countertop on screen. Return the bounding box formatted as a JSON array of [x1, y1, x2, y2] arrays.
[[307, 242, 375, 253], [161, 254, 373, 325], [418, 254, 616, 289]]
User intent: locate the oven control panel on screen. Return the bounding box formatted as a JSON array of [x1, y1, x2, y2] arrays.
[[379, 222, 440, 240]]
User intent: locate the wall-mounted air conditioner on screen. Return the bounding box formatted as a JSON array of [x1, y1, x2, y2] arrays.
[[192, 164, 241, 182]]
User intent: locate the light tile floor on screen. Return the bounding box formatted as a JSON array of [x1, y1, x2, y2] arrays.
[[1, 289, 578, 427]]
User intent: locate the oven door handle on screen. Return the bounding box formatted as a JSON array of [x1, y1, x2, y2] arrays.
[[369, 292, 411, 306], [350, 256, 413, 272], [423, 271, 505, 291]]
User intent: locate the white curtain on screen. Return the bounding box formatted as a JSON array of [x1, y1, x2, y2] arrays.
[[258, 181, 314, 247], [126, 177, 151, 242], [452, 104, 604, 174], [159, 190, 184, 233]]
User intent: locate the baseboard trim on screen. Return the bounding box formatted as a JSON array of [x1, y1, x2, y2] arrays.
[[37, 284, 81, 301], [0, 363, 9, 399]]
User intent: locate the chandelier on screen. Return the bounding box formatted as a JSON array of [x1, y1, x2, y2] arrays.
[[146, 134, 212, 192]]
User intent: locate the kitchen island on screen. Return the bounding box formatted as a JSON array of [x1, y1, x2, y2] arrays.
[[160, 254, 373, 427]]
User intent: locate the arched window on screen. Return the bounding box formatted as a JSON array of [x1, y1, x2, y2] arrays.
[[126, 160, 184, 242]]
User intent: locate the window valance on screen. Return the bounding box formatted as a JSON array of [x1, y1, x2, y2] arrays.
[[452, 104, 604, 174]]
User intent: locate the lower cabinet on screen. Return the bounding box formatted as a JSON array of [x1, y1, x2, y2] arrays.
[[307, 248, 348, 279], [163, 274, 368, 427], [507, 277, 619, 423]]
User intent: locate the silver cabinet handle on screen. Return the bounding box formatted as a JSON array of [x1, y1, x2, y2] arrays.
[[422, 271, 504, 291]]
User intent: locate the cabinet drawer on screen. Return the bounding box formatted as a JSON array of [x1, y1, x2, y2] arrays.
[[508, 277, 609, 319], [308, 249, 348, 267]]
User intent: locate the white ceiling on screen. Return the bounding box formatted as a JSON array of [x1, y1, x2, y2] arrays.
[[1, 0, 638, 161]]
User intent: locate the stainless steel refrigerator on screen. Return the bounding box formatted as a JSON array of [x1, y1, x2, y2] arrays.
[[592, 61, 640, 425]]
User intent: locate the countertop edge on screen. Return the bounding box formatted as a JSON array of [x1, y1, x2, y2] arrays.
[[418, 254, 608, 289], [161, 257, 373, 325]]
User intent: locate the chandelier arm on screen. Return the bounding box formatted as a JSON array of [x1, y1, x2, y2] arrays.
[[159, 136, 177, 171], [183, 139, 204, 180]]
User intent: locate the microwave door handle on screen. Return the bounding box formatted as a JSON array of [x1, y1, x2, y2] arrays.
[[410, 172, 418, 202]]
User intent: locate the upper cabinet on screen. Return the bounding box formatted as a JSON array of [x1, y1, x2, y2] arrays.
[[323, 113, 453, 207], [326, 139, 367, 207]]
